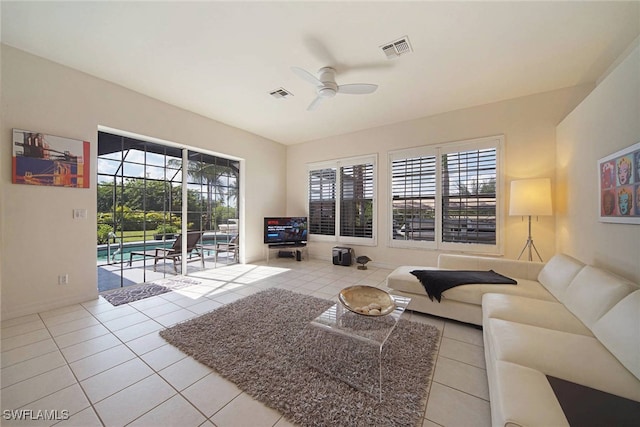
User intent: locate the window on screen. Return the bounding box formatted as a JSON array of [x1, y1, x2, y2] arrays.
[[308, 168, 336, 236], [308, 155, 376, 244], [390, 136, 503, 254], [340, 163, 374, 238], [97, 131, 240, 290], [391, 154, 437, 242]]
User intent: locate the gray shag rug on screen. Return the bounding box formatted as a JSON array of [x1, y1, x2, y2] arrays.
[[160, 288, 440, 427], [101, 277, 200, 306]]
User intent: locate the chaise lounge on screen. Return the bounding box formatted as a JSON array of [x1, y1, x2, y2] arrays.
[[128, 232, 203, 273], [387, 253, 640, 426]]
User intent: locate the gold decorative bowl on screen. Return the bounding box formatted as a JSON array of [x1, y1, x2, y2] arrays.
[[338, 285, 395, 316]]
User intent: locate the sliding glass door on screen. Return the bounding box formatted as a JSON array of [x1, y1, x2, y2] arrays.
[[97, 132, 240, 291], [186, 150, 240, 265]]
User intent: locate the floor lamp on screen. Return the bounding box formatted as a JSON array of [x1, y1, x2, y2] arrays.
[[509, 178, 552, 262]]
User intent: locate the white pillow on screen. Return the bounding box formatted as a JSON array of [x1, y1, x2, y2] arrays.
[[592, 291, 640, 380], [537, 253, 585, 301], [563, 266, 637, 328]]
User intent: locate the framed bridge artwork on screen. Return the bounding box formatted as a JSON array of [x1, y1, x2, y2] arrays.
[[12, 129, 90, 188], [598, 141, 640, 224]]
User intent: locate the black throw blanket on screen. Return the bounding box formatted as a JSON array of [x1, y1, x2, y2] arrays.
[[409, 270, 517, 302]]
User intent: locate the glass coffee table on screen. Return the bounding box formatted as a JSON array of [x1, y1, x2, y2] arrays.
[[300, 293, 411, 401]]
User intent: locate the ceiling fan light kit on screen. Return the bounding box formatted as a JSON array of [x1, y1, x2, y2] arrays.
[[291, 65, 378, 111]]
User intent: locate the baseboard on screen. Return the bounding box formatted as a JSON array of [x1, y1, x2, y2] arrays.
[[1, 289, 99, 321], [368, 261, 397, 269]]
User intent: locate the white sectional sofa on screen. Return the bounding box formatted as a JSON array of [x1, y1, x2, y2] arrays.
[[387, 253, 640, 426], [387, 254, 549, 326]]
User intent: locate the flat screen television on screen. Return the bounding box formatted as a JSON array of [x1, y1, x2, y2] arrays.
[[264, 217, 308, 246]]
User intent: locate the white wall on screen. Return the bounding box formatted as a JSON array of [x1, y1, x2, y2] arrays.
[[287, 85, 593, 268], [556, 42, 640, 283], [4, 41, 636, 321], [0, 45, 287, 320]]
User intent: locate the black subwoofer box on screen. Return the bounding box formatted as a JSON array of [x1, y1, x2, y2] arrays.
[[332, 246, 353, 266], [278, 250, 294, 258]]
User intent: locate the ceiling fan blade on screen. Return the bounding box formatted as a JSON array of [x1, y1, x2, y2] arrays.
[[303, 37, 338, 67], [302, 37, 393, 73], [307, 96, 325, 111], [291, 66, 322, 86], [337, 83, 378, 95]]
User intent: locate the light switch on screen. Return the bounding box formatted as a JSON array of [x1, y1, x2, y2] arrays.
[[73, 209, 87, 220]]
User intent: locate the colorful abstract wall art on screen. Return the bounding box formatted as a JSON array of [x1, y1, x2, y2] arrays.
[[12, 129, 90, 188], [598, 141, 640, 224]]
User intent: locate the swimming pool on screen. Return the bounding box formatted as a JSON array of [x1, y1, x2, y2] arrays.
[[97, 234, 232, 265]]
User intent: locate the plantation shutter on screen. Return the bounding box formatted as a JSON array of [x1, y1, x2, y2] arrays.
[[391, 155, 437, 241], [441, 148, 497, 244], [308, 168, 336, 236], [340, 163, 374, 238]]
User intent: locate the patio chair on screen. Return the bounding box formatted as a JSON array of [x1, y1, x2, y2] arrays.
[[215, 233, 239, 263], [128, 232, 203, 273]]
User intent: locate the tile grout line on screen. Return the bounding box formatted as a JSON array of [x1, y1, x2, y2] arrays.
[[437, 353, 486, 371], [121, 289, 240, 426], [58, 297, 190, 426], [4, 262, 487, 426], [36, 310, 107, 427], [431, 377, 491, 403], [37, 301, 175, 425], [421, 316, 445, 424]]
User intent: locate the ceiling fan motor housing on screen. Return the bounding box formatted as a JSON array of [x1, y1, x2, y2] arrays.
[[318, 85, 337, 98], [317, 67, 338, 98], [290, 65, 377, 110], [318, 67, 336, 81]]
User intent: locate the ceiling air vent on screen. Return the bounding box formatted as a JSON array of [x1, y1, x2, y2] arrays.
[[269, 87, 293, 99], [381, 36, 413, 59]]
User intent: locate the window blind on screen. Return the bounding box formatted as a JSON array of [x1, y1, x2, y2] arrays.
[[391, 155, 436, 241], [340, 163, 374, 238], [441, 148, 496, 244], [308, 168, 336, 235]]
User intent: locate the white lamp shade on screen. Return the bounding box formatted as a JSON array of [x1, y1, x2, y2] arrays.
[[509, 178, 552, 216]]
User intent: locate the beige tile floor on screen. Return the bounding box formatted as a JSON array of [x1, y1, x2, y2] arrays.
[[1, 259, 491, 427]]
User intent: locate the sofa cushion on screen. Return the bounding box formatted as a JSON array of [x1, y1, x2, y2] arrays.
[[387, 266, 437, 294], [592, 291, 640, 380], [562, 266, 637, 328], [443, 278, 555, 305], [482, 293, 592, 336], [537, 253, 585, 301], [485, 318, 640, 401], [438, 254, 544, 281], [490, 361, 570, 427], [410, 269, 517, 302], [388, 265, 555, 305]]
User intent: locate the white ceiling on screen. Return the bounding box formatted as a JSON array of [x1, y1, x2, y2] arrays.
[[2, 1, 639, 145]]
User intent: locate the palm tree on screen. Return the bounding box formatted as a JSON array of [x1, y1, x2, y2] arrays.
[[169, 159, 238, 231]]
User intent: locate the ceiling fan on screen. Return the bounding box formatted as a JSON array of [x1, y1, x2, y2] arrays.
[[291, 66, 378, 111]]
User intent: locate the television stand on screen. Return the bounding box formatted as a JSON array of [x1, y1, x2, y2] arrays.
[[266, 243, 307, 263]]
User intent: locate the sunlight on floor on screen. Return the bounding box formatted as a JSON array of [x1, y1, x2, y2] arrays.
[[1, 258, 490, 426], [172, 264, 294, 300]]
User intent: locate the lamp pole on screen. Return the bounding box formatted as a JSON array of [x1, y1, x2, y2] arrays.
[[516, 215, 543, 262]]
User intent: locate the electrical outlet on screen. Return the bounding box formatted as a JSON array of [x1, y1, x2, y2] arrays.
[[58, 274, 69, 285]]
